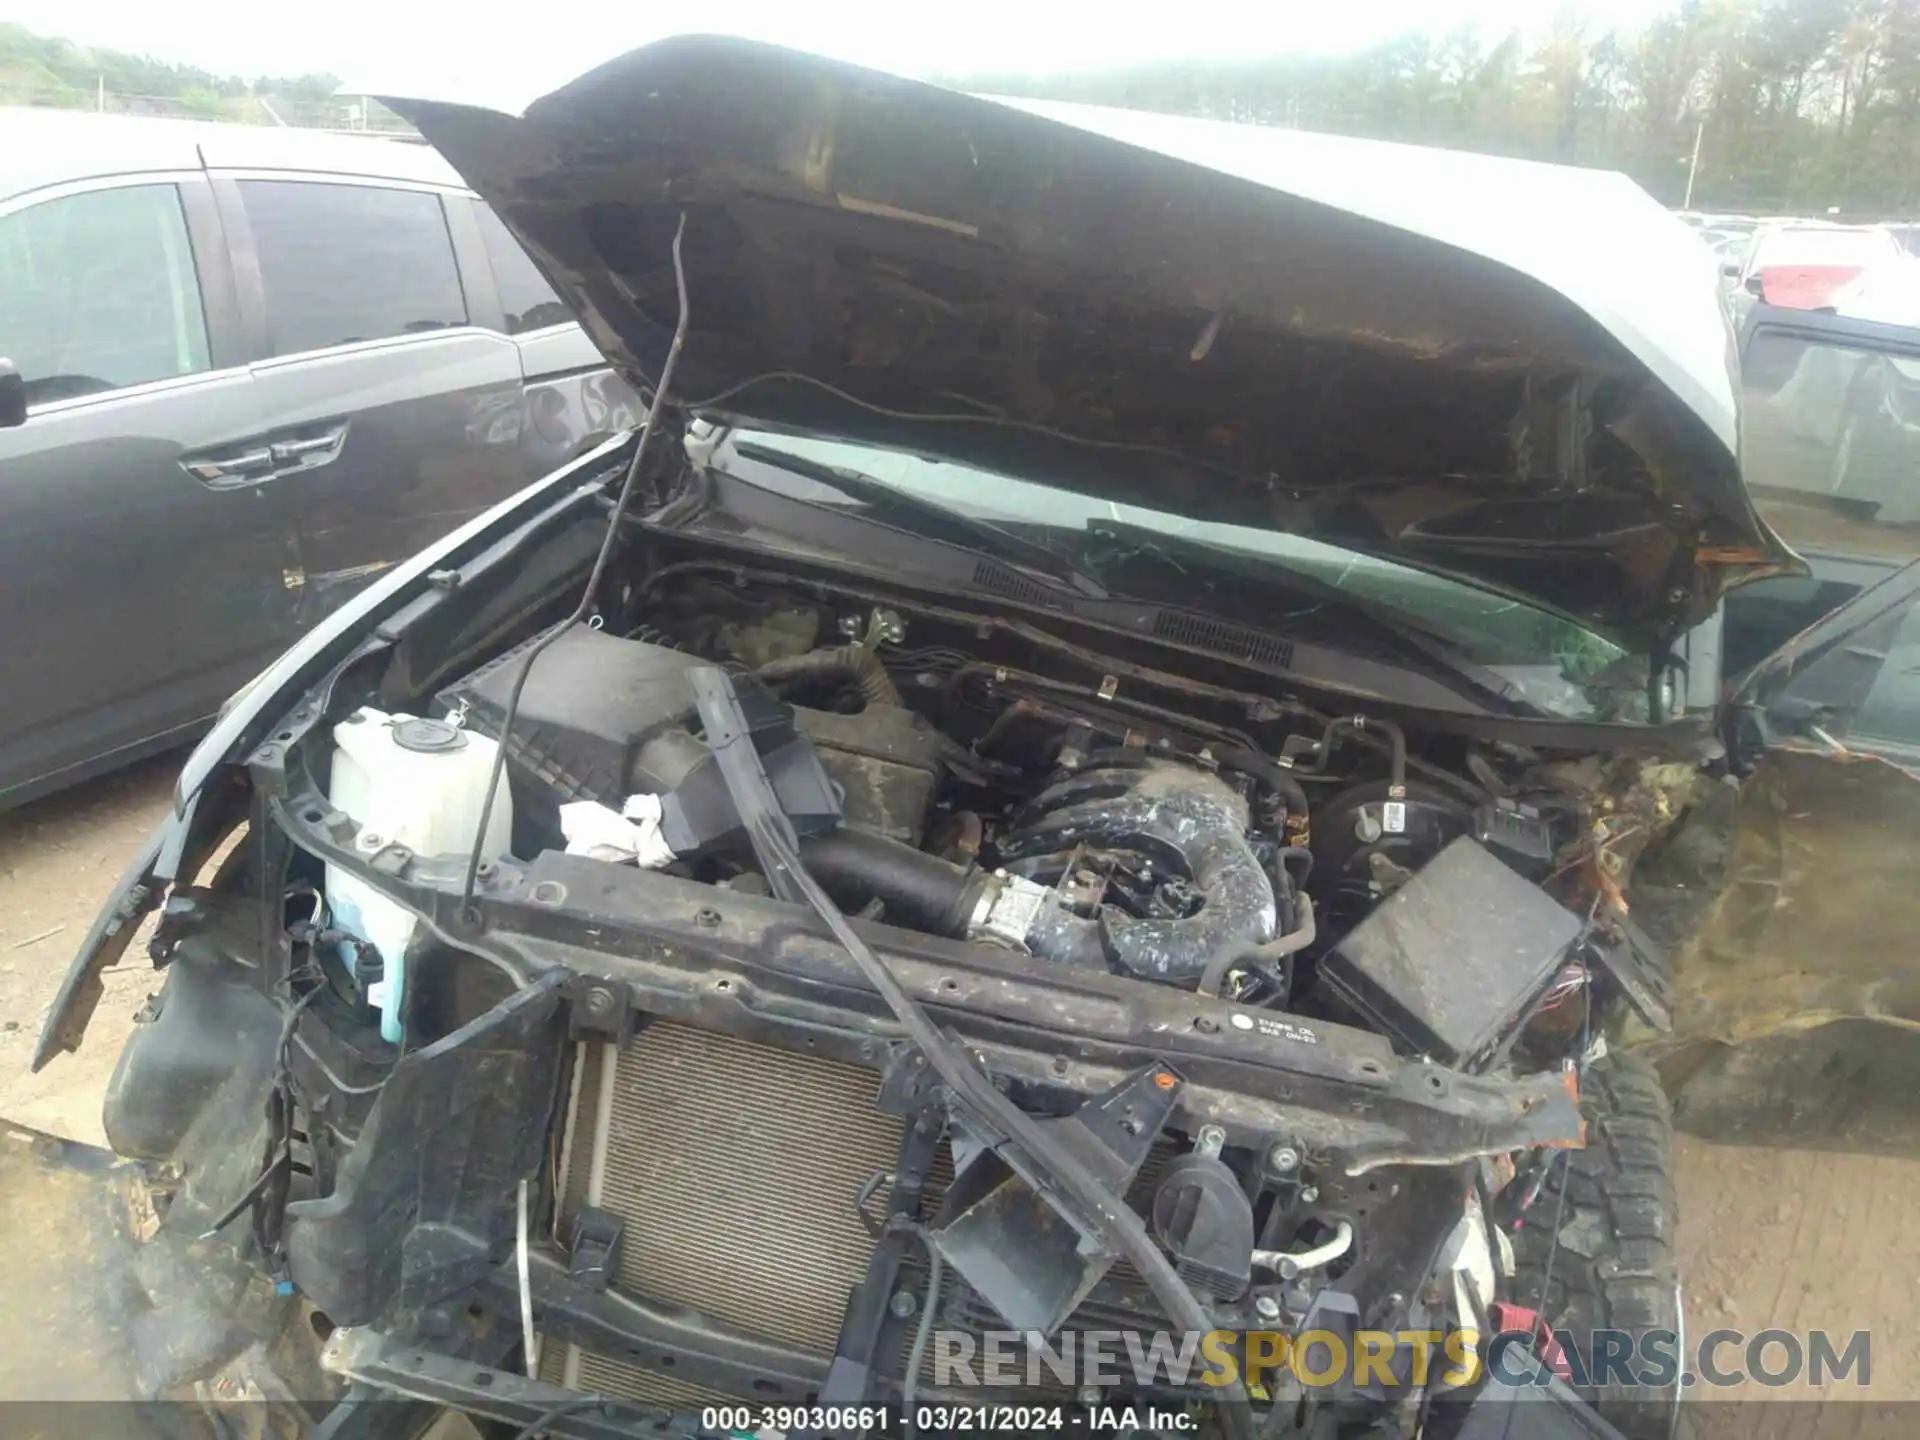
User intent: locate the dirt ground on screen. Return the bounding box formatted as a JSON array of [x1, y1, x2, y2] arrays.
[[2, 757, 1916, 1428]]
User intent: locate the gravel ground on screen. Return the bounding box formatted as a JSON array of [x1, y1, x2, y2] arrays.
[[1, 757, 1914, 1426]]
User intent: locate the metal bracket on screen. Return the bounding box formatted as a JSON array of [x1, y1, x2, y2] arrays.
[[874, 1041, 944, 1116], [567, 1206, 624, 1292], [565, 976, 636, 1044], [930, 1062, 1184, 1333], [1584, 920, 1673, 1034]]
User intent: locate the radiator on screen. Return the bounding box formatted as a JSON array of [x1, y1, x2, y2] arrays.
[[544, 1021, 906, 1404]]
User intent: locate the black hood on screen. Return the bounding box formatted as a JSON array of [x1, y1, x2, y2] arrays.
[[389, 35, 1801, 651]]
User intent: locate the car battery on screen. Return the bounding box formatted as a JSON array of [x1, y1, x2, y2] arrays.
[[1319, 836, 1583, 1069]]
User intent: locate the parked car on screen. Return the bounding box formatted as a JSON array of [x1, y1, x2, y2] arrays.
[[1723, 304, 1920, 725], [12, 36, 1920, 1440], [0, 109, 643, 810], [1723, 220, 1907, 310]]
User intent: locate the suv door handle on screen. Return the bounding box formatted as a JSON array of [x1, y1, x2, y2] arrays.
[[269, 425, 348, 468], [182, 447, 277, 488], [182, 422, 348, 489]]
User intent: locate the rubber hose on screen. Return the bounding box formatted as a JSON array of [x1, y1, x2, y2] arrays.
[[1199, 894, 1317, 998], [796, 829, 983, 935], [1212, 742, 1312, 844], [758, 645, 903, 708]]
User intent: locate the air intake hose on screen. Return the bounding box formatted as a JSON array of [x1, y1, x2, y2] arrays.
[[794, 760, 1278, 985], [796, 829, 984, 935]]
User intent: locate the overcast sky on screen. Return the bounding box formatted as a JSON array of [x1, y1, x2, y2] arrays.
[[11, 0, 1671, 112]]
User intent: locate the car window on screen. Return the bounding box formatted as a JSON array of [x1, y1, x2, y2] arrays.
[[1738, 323, 1920, 746], [1740, 327, 1920, 555], [0, 183, 210, 404], [237, 180, 467, 356], [473, 203, 572, 335]]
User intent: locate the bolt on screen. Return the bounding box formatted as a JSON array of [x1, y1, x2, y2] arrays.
[[1051, 1055, 1071, 1076], [1267, 1144, 1301, 1176], [1253, 1295, 1282, 1323], [476, 861, 497, 882], [358, 831, 384, 850], [890, 1290, 918, 1319], [584, 989, 615, 1018], [1195, 1124, 1227, 1158], [1194, 1016, 1219, 1034], [695, 907, 722, 928], [1299, 1185, 1319, 1205]]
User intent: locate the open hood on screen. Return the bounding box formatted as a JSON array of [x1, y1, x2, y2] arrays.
[[390, 35, 1801, 652]]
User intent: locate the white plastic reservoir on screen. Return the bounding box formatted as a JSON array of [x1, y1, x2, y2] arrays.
[[326, 708, 513, 1043]]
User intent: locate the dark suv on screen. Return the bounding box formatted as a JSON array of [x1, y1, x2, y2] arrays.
[[0, 108, 641, 809]]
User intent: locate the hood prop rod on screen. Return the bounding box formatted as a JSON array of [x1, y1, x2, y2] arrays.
[[460, 212, 692, 915]]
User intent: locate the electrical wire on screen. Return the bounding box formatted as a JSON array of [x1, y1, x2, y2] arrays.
[[901, 1226, 945, 1437], [459, 213, 692, 913], [198, 965, 327, 1241], [1499, 911, 1598, 1440]]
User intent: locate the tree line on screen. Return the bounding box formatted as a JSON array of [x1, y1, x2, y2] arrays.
[[0, 21, 340, 125], [947, 0, 1920, 217], [8, 4, 1920, 214]]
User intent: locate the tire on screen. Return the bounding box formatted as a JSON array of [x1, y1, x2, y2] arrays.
[[1510, 1052, 1686, 1440]]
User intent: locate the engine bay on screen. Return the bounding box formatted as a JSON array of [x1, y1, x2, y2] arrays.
[[431, 565, 1626, 1059], [88, 538, 1686, 1440]]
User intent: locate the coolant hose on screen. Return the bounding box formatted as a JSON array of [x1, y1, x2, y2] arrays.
[[1198, 895, 1316, 998], [758, 645, 903, 708]]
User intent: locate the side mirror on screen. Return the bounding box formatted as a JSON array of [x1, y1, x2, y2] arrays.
[[0, 359, 23, 429], [1744, 274, 1766, 298]]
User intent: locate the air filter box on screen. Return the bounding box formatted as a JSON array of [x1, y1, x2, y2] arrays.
[[1318, 836, 1581, 1069]]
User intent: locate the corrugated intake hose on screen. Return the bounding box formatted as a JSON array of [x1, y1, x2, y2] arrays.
[[999, 759, 1277, 983], [757, 644, 903, 707]]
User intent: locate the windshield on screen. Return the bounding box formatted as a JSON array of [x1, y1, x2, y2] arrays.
[[710, 428, 1638, 722]]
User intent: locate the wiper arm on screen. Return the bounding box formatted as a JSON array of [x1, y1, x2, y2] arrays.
[[727, 439, 1108, 598]]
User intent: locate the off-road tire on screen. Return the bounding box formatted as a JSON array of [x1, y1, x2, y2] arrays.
[[1510, 1051, 1686, 1440]]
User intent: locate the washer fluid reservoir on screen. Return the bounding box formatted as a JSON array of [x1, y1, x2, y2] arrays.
[[326, 707, 513, 1043]]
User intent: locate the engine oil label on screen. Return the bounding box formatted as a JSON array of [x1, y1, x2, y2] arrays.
[[1229, 1012, 1321, 1044]]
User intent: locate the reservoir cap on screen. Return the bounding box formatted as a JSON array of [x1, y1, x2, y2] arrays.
[[391, 716, 468, 754]]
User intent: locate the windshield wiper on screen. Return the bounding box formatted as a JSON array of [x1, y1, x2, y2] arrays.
[[1081, 520, 1547, 716], [723, 438, 1109, 598]]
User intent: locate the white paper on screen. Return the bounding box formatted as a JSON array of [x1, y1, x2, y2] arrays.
[[560, 793, 675, 868]]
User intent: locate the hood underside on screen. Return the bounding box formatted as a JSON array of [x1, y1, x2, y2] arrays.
[[391, 35, 1800, 652]]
